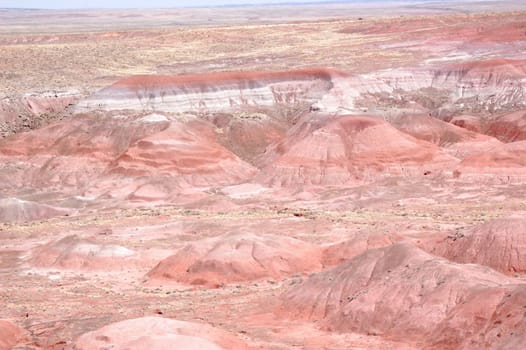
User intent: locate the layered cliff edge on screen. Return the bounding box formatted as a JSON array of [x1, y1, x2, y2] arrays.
[[75, 59, 526, 116]]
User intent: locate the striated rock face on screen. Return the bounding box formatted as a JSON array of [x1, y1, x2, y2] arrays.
[[430, 217, 526, 275], [76, 69, 343, 114], [76, 60, 526, 120], [278, 243, 525, 350], [29, 235, 136, 270], [3, 58, 524, 141], [431, 59, 526, 113], [147, 232, 322, 287], [258, 115, 457, 186], [73, 316, 252, 350], [354, 59, 526, 116]]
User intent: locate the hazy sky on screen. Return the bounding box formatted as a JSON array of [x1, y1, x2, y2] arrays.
[[0, 0, 347, 9]]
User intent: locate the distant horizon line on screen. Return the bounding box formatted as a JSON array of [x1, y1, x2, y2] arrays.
[[0, 0, 418, 10]]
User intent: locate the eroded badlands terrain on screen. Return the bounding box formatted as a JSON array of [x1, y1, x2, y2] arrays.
[[2, 2, 526, 350]]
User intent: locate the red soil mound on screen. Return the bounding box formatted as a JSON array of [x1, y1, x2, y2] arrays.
[[0, 112, 169, 191], [390, 114, 501, 159], [486, 110, 526, 143], [321, 231, 400, 266], [147, 232, 322, 287], [278, 243, 523, 349], [0, 197, 66, 223], [390, 114, 493, 146], [0, 113, 255, 196], [429, 217, 526, 275], [29, 235, 136, 270], [74, 316, 251, 350], [0, 320, 24, 350], [0, 112, 169, 158], [111, 119, 256, 186], [259, 115, 457, 186], [456, 140, 526, 178]]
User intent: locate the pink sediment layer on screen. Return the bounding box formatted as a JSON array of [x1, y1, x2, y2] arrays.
[[79, 60, 526, 115], [78, 68, 344, 113], [111, 68, 344, 90]]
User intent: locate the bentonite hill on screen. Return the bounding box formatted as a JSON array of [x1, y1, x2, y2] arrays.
[[1, 1, 526, 349]]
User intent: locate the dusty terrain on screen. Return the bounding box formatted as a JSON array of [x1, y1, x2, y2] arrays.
[[2, 1, 526, 349]]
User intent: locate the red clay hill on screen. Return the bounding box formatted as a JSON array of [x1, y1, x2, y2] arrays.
[[147, 232, 322, 288], [278, 243, 526, 350], [74, 317, 253, 350], [429, 217, 526, 275], [258, 114, 457, 186]]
